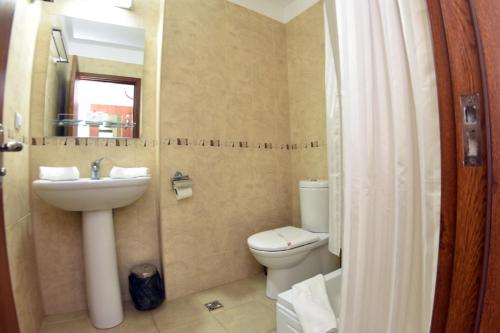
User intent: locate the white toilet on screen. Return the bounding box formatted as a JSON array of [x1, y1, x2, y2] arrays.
[[247, 180, 338, 299]]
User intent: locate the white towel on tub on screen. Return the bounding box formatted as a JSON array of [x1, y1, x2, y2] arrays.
[[292, 274, 337, 333], [39, 166, 80, 181], [109, 166, 149, 179]]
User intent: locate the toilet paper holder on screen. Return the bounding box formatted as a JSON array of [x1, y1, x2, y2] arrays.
[[171, 171, 192, 191]]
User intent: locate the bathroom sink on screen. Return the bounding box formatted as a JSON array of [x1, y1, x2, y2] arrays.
[[32, 177, 151, 211], [32, 176, 151, 329]]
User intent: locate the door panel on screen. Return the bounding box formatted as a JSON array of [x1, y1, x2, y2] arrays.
[[0, 0, 21, 332]]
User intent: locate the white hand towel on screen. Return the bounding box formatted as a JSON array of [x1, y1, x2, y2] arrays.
[[109, 167, 149, 179], [292, 274, 337, 333], [39, 166, 80, 181]]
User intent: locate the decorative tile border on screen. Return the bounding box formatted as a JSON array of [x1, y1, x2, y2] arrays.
[[158, 137, 326, 150], [30, 137, 154, 147], [29, 136, 326, 150]]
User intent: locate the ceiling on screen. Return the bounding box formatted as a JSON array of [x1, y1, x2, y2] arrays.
[[272, 0, 298, 7], [228, 0, 321, 23], [60, 16, 145, 64]]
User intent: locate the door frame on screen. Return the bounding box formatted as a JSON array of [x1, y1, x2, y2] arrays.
[[0, 0, 21, 332], [467, 0, 500, 331]]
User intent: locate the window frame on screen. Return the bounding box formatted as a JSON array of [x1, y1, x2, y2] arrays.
[[74, 72, 141, 138]]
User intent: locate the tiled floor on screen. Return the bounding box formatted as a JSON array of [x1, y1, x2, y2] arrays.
[[40, 273, 276, 333]]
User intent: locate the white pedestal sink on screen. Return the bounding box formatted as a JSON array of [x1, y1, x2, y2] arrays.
[[33, 177, 151, 329]]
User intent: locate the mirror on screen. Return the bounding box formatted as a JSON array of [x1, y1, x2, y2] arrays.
[[45, 16, 144, 138]]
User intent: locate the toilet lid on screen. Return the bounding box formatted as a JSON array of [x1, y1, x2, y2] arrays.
[[248, 226, 320, 252]]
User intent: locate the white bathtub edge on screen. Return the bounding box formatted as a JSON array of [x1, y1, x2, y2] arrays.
[[276, 268, 342, 333]]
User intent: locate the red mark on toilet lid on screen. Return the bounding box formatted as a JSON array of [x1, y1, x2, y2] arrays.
[[287, 241, 292, 246]]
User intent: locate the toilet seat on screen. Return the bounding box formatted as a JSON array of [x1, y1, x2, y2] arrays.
[[248, 226, 320, 252]]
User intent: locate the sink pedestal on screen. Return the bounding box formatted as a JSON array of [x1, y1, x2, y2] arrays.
[[32, 176, 151, 329], [83, 210, 123, 329]]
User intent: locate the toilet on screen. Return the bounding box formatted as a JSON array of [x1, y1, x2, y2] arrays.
[[247, 180, 338, 299]]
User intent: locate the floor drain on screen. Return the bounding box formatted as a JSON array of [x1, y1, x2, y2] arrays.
[[204, 300, 224, 311]]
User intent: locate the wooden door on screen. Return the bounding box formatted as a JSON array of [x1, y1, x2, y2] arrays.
[[0, 0, 21, 332], [428, 0, 499, 332]]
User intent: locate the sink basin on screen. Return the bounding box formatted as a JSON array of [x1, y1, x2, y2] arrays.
[[32, 177, 151, 211], [33, 176, 151, 329]]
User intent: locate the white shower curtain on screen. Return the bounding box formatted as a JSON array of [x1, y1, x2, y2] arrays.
[[324, 0, 442, 332], [324, 0, 342, 256]]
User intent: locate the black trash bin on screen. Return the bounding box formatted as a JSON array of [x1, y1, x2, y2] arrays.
[[129, 264, 165, 311]]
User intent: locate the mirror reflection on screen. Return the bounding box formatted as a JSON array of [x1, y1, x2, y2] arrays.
[[45, 16, 144, 138]]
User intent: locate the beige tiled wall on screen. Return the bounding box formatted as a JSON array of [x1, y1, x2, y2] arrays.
[[159, 0, 292, 300], [3, 0, 45, 332], [29, 0, 162, 315], [286, 2, 328, 226]]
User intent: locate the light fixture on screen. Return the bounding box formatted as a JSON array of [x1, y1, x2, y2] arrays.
[[51, 28, 69, 63], [112, 0, 133, 9]]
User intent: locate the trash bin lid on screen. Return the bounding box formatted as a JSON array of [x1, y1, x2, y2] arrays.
[[131, 263, 157, 278]]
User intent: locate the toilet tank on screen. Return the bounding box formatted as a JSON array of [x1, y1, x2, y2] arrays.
[[299, 179, 329, 233]]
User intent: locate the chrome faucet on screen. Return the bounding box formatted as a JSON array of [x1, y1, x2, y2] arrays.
[[91, 158, 104, 180]]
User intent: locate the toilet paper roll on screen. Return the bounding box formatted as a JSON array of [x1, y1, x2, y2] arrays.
[[175, 187, 192, 200]]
